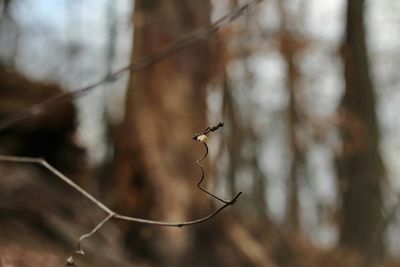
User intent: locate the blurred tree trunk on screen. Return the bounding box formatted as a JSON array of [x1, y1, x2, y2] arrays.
[[222, 73, 240, 198], [223, 0, 268, 222], [222, 73, 268, 219], [337, 0, 384, 263], [113, 0, 217, 265], [277, 1, 304, 233], [283, 39, 302, 233]]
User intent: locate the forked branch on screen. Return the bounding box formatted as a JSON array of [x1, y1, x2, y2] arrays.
[[0, 122, 241, 266]]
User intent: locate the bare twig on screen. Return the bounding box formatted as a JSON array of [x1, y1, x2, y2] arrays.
[[0, 0, 262, 132], [65, 213, 116, 266], [0, 122, 242, 265], [0, 155, 113, 214], [196, 142, 240, 204], [193, 122, 242, 204], [114, 193, 241, 227], [75, 213, 115, 256]]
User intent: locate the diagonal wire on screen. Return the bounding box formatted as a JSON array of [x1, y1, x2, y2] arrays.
[[0, 0, 263, 132]]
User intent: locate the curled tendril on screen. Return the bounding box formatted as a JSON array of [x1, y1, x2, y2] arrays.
[[194, 122, 242, 204], [65, 213, 115, 266]]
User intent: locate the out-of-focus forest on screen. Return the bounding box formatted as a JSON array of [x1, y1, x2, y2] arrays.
[[1, 0, 400, 266]]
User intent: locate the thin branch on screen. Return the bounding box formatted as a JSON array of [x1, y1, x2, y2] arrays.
[[114, 192, 241, 227], [196, 143, 237, 204], [75, 213, 115, 256], [0, 155, 114, 214], [193, 122, 241, 204], [0, 154, 240, 227], [65, 213, 116, 265], [0, 122, 242, 265], [0, 0, 263, 132]]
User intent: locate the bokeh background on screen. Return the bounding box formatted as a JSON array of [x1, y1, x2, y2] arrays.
[[1, 0, 400, 266]]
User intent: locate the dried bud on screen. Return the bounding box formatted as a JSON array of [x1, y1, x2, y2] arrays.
[[196, 134, 208, 143], [65, 256, 75, 266]]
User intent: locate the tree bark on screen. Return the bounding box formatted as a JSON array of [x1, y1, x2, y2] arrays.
[[113, 0, 216, 265], [337, 0, 384, 263]]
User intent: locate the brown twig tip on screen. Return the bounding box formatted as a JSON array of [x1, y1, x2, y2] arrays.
[[229, 191, 243, 204], [193, 122, 224, 142], [204, 122, 224, 134]]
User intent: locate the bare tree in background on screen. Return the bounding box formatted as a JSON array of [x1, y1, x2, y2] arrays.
[[113, 0, 217, 265], [337, 0, 385, 263], [222, 1, 268, 222], [277, 0, 307, 234]]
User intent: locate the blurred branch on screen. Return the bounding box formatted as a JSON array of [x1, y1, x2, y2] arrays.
[[0, 122, 241, 265], [0, 0, 263, 132], [227, 223, 277, 267], [277, 0, 305, 232]]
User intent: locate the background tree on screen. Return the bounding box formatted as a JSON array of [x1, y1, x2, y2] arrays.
[[336, 0, 385, 263], [113, 0, 225, 266]]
